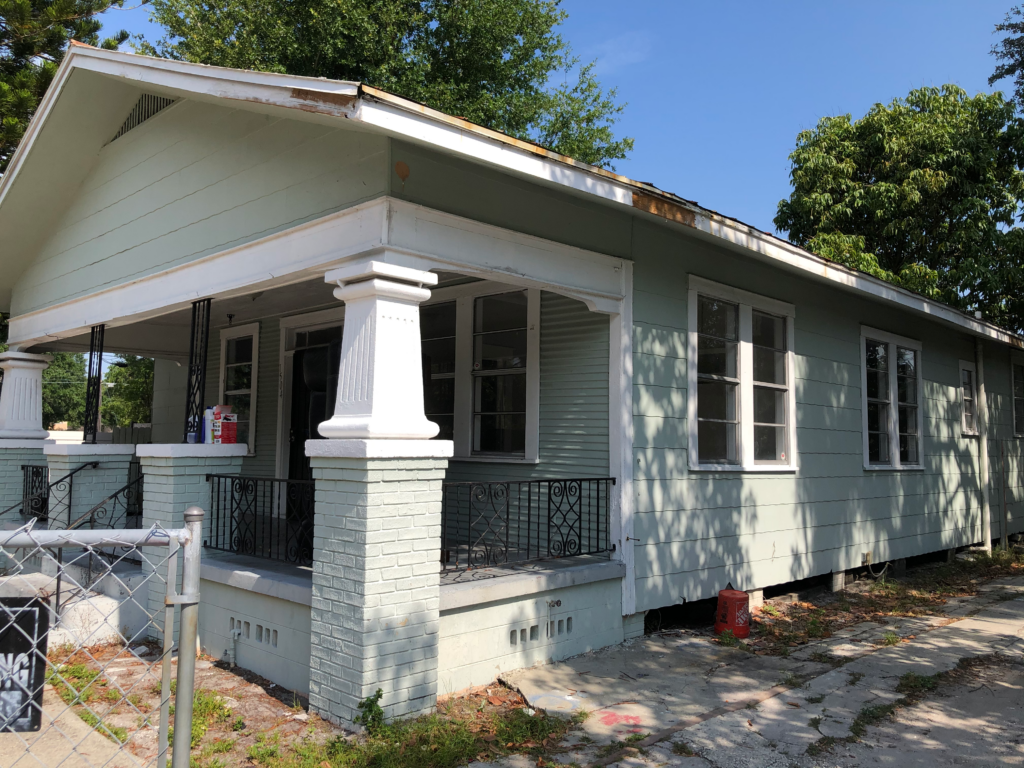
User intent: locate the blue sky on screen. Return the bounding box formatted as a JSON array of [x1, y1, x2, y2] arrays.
[[101, 0, 1013, 235]]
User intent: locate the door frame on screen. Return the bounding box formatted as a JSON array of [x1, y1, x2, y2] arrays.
[[275, 306, 347, 480]]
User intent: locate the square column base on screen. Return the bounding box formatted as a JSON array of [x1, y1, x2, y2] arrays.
[[307, 439, 449, 726]]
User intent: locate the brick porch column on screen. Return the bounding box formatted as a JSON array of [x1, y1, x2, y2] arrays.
[[136, 444, 246, 639], [43, 444, 136, 529], [308, 258, 452, 725]]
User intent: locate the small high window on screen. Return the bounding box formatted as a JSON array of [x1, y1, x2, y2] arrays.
[[959, 360, 978, 437]]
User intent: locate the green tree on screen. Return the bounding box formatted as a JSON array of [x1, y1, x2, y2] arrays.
[[1, 0, 129, 173], [41, 352, 85, 429], [774, 85, 1024, 331], [101, 354, 153, 427], [991, 5, 1024, 109], [137, 0, 633, 168]]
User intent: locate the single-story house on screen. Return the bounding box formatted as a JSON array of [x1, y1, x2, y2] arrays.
[[0, 43, 1019, 725]]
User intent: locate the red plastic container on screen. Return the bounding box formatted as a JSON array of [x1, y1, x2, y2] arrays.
[[714, 589, 751, 639]]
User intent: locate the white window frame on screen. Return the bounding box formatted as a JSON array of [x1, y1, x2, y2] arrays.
[[686, 276, 797, 472], [959, 359, 978, 437], [859, 326, 923, 471], [424, 280, 540, 463], [1012, 354, 1024, 438], [218, 322, 260, 456]]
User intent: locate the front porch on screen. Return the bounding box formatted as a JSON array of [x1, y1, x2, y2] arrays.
[[0, 197, 635, 723]]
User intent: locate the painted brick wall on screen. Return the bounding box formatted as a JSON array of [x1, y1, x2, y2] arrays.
[[0, 447, 46, 523]]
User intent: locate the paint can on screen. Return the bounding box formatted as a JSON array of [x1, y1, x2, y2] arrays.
[[714, 589, 750, 639]]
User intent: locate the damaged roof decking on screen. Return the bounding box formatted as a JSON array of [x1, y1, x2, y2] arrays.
[[0, 43, 1018, 347]]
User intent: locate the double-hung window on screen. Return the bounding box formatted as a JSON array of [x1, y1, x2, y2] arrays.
[[860, 327, 922, 469], [219, 323, 260, 454], [959, 360, 978, 437], [687, 276, 797, 471]]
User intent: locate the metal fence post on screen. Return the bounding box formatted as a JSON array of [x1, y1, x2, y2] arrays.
[[171, 506, 204, 768]]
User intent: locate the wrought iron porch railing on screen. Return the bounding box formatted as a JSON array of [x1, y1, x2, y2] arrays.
[[440, 477, 615, 571], [206, 475, 315, 566], [0, 462, 100, 523]]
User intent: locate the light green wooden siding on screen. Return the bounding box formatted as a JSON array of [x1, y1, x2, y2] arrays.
[[13, 101, 388, 316], [628, 218, 1019, 612], [205, 320, 281, 478]]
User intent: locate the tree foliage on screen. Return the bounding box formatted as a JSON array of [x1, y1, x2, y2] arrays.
[[0, 0, 128, 173], [775, 85, 1024, 331], [41, 352, 85, 429], [137, 0, 633, 168], [101, 354, 153, 427], [991, 5, 1024, 109]]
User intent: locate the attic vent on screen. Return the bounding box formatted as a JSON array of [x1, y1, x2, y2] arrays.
[[111, 94, 175, 142]]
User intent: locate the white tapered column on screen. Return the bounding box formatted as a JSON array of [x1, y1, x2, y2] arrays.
[[0, 352, 51, 439], [318, 261, 439, 439]]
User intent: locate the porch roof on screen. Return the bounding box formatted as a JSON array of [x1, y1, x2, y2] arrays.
[[0, 44, 1020, 349]]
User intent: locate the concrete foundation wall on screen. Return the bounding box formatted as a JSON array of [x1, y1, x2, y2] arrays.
[[437, 577, 624, 695], [199, 578, 312, 694]]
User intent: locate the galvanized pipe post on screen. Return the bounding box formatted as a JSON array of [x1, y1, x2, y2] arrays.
[[171, 506, 204, 768]]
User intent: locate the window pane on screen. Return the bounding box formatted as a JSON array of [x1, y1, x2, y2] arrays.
[[236, 421, 249, 447], [900, 435, 918, 464], [867, 402, 887, 433], [961, 369, 973, 399], [899, 405, 918, 436], [753, 346, 785, 385], [698, 297, 738, 340], [474, 292, 527, 333], [1015, 365, 1024, 398], [1015, 399, 1024, 432], [226, 337, 253, 365], [868, 432, 889, 463], [421, 302, 457, 339], [475, 373, 527, 413], [697, 336, 738, 378], [224, 393, 250, 420], [865, 371, 887, 401], [752, 312, 785, 350], [422, 338, 456, 376], [474, 330, 527, 370], [474, 414, 526, 453], [224, 363, 251, 391], [865, 340, 888, 373], [697, 421, 737, 463], [754, 387, 785, 425], [896, 347, 916, 378], [697, 380, 736, 421], [897, 375, 917, 405], [306, 326, 342, 346], [424, 377, 455, 415], [754, 425, 785, 462]]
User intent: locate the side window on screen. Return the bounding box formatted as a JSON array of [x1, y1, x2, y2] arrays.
[[472, 291, 528, 456], [860, 328, 922, 470], [959, 360, 977, 437], [421, 302, 456, 440], [687, 277, 796, 471], [1014, 363, 1024, 436], [219, 323, 259, 454]]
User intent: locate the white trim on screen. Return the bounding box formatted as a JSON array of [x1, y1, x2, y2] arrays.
[[43, 443, 135, 456], [959, 359, 979, 437], [137, 443, 248, 458], [610, 262, 635, 615], [0, 439, 54, 449], [686, 276, 798, 473], [275, 307, 347, 479], [218, 322, 260, 456], [304, 438, 453, 459], [859, 326, 924, 471], [9, 198, 627, 347]]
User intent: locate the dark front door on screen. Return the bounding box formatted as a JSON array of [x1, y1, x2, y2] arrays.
[[288, 328, 342, 482]]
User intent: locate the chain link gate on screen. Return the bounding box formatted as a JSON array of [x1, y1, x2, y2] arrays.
[[0, 507, 205, 768]]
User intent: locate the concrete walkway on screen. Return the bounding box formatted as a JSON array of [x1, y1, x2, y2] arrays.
[[492, 576, 1024, 767]]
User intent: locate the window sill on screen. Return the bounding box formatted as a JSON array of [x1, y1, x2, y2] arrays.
[[862, 464, 925, 472], [451, 454, 541, 465], [688, 463, 798, 473]]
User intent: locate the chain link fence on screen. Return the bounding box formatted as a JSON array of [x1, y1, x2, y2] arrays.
[[0, 509, 204, 768]]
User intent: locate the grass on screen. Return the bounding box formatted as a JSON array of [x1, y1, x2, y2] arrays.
[[881, 631, 901, 646], [47, 662, 104, 705], [717, 629, 739, 647], [671, 740, 696, 756], [262, 704, 586, 768], [848, 672, 865, 686], [808, 716, 822, 730], [806, 694, 825, 704], [77, 708, 128, 744], [749, 549, 1024, 655], [895, 672, 940, 697]]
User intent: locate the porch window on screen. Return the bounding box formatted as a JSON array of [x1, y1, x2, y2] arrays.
[[959, 360, 978, 437], [421, 302, 456, 440], [472, 292, 528, 455], [1014, 362, 1024, 435], [687, 276, 797, 471], [860, 327, 922, 470], [219, 323, 259, 454]]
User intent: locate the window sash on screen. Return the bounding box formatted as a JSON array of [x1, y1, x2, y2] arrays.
[[689, 284, 795, 470], [1014, 363, 1024, 435], [219, 324, 259, 455], [959, 361, 977, 436], [861, 330, 922, 469]]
